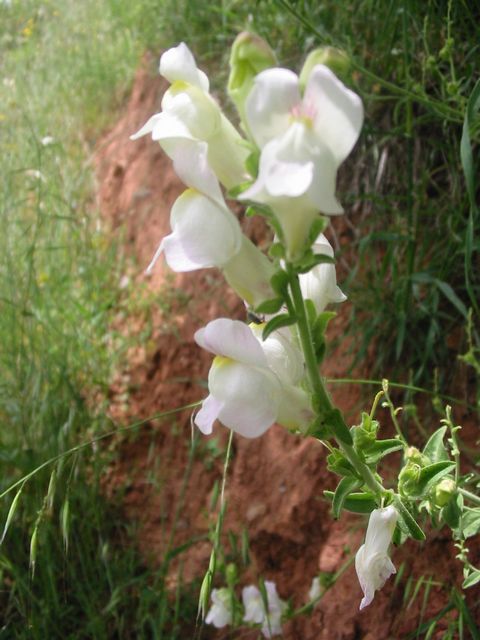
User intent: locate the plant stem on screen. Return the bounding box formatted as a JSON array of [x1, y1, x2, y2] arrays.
[[459, 488, 480, 507], [287, 266, 384, 498]]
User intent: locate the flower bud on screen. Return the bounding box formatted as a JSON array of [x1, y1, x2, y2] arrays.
[[433, 477, 456, 507], [299, 47, 351, 91], [228, 32, 277, 132]]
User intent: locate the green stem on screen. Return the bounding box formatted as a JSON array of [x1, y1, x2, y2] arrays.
[[459, 488, 480, 507], [287, 266, 384, 498]]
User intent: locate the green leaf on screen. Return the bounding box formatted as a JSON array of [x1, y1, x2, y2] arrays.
[[296, 252, 335, 274], [270, 270, 289, 296], [325, 408, 353, 445], [415, 461, 456, 497], [255, 297, 284, 314], [422, 426, 448, 463], [434, 279, 468, 319], [312, 311, 337, 338], [306, 216, 328, 246], [442, 493, 462, 530], [463, 569, 480, 589], [364, 439, 404, 465], [332, 477, 362, 518], [0, 485, 24, 545], [394, 497, 426, 540], [461, 507, 480, 539], [262, 313, 296, 340], [268, 243, 285, 259], [324, 490, 377, 514]]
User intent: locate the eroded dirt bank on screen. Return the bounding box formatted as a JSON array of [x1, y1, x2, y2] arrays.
[[94, 57, 477, 639]]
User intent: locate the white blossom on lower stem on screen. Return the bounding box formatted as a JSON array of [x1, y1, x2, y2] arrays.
[[194, 319, 313, 438], [355, 506, 398, 610], [243, 582, 286, 638], [239, 64, 363, 257], [299, 233, 346, 313], [130, 42, 249, 189], [205, 588, 233, 628]]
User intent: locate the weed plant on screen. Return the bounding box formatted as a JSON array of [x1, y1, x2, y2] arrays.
[[0, 0, 478, 637]]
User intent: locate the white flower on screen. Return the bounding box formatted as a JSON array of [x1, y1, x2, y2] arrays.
[[130, 43, 249, 189], [205, 588, 233, 628], [239, 64, 363, 256], [308, 576, 321, 601], [194, 319, 313, 438], [146, 140, 274, 307], [243, 582, 286, 638], [355, 505, 398, 610], [299, 233, 346, 313]]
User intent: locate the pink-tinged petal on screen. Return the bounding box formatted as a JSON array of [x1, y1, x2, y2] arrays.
[[306, 64, 364, 165], [209, 360, 280, 438], [194, 319, 267, 367], [245, 67, 301, 148], [159, 42, 209, 91], [151, 190, 241, 273], [195, 395, 224, 435], [129, 113, 163, 141]]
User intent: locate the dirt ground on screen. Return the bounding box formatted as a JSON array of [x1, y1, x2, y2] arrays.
[[94, 58, 479, 639]]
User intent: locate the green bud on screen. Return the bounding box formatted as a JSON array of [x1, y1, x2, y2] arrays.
[[226, 563, 238, 587], [398, 461, 420, 497], [228, 32, 277, 129], [433, 477, 456, 507], [299, 47, 351, 91], [405, 446, 429, 467]]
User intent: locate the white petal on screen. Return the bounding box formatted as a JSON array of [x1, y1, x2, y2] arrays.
[[245, 67, 301, 148], [159, 42, 209, 91], [250, 324, 304, 386], [195, 395, 223, 435], [355, 506, 398, 610], [194, 319, 267, 367], [242, 586, 264, 624], [222, 235, 276, 307], [170, 139, 224, 204], [160, 190, 241, 271], [129, 113, 163, 140], [160, 90, 220, 141], [276, 384, 314, 431], [306, 64, 364, 165], [209, 359, 280, 438]]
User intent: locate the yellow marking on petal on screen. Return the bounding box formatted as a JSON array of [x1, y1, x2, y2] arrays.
[[212, 355, 234, 369]]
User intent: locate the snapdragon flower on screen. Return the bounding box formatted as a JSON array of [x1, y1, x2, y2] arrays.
[[239, 63, 363, 256], [146, 140, 275, 307], [243, 582, 286, 638], [205, 588, 233, 628], [299, 234, 346, 313], [194, 318, 313, 438], [355, 506, 398, 610], [131, 42, 249, 189]]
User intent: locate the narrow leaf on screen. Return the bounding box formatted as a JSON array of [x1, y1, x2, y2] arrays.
[[463, 570, 480, 589], [325, 408, 353, 445], [394, 497, 426, 540], [422, 426, 448, 463], [434, 279, 468, 319], [332, 477, 361, 518], [262, 313, 296, 340], [255, 297, 284, 315], [415, 461, 456, 496], [364, 439, 404, 465], [324, 490, 377, 514], [0, 485, 24, 545]]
